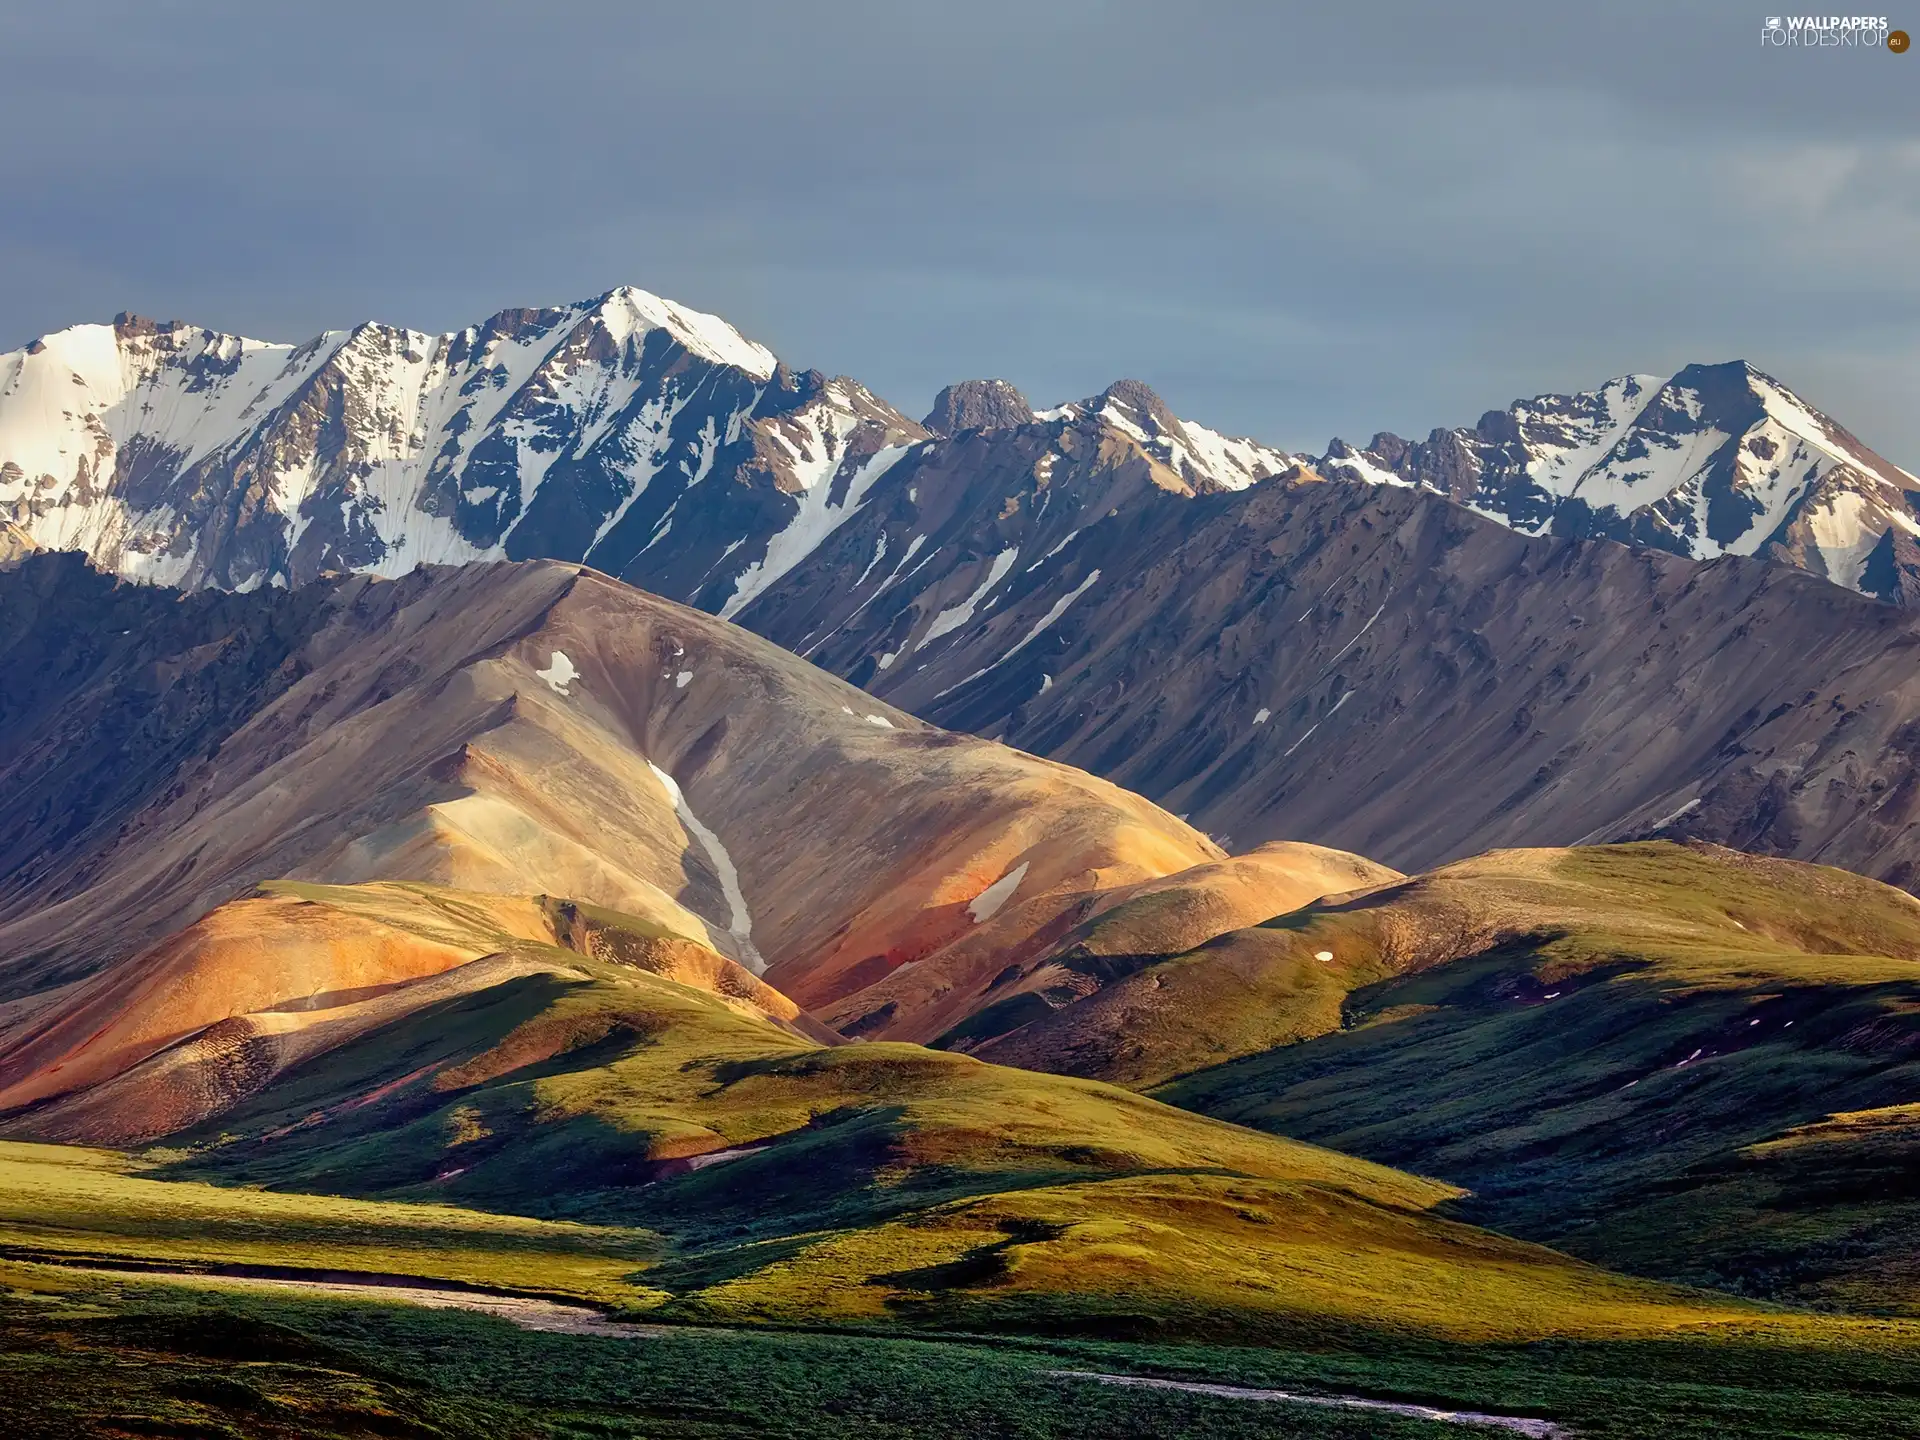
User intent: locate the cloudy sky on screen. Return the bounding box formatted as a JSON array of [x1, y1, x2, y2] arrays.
[[2, 2, 1913, 461]]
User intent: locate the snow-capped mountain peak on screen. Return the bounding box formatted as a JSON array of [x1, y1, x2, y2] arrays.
[[1316, 360, 1920, 600], [595, 284, 779, 378], [1032, 378, 1296, 494], [0, 290, 920, 597]]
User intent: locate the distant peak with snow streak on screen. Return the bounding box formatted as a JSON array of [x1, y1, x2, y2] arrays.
[[1036, 378, 1299, 494], [1314, 360, 1920, 603]]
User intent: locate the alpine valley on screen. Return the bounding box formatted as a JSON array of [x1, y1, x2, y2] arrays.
[[7, 289, 1920, 1440]]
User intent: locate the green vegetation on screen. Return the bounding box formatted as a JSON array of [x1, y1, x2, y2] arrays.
[[12, 844, 1920, 1434], [128, 950, 1752, 1343], [1155, 844, 1920, 1311], [0, 1143, 658, 1305], [9, 1260, 1920, 1439], [0, 938, 1813, 1348]]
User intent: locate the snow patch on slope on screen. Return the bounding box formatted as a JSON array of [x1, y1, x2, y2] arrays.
[[535, 651, 579, 695], [646, 760, 763, 973], [924, 547, 1020, 644], [722, 441, 913, 618], [1169, 418, 1295, 491], [943, 567, 1105, 699], [967, 861, 1030, 923]]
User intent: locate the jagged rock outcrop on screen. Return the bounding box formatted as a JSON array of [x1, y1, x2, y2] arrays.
[[922, 379, 1035, 435]]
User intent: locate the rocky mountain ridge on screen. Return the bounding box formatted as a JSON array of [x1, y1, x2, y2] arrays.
[[4, 290, 1913, 613], [0, 290, 1293, 609]]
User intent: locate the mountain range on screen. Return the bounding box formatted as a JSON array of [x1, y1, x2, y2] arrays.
[[1318, 361, 1920, 602], [8, 289, 1920, 888], [3, 288, 1912, 606]]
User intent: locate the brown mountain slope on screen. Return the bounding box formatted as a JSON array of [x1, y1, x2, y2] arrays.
[[0, 554, 1237, 1119], [0, 880, 834, 1144], [834, 840, 1400, 1046]]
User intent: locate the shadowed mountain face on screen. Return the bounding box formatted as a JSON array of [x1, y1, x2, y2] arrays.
[[747, 472, 1920, 887]]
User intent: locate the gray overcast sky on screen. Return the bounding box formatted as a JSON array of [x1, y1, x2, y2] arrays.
[[1, 1, 1914, 462]]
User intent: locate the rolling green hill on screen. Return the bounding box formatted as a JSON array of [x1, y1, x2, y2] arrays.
[[0, 871, 1819, 1347], [7, 858, 1920, 1437], [1141, 843, 1920, 1311], [133, 935, 1741, 1346]]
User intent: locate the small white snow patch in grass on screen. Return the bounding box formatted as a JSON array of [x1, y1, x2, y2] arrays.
[[968, 862, 1030, 923], [864, 714, 894, 728], [841, 705, 854, 715], [684, 1144, 769, 1172], [675, 670, 693, 688], [1039, 673, 1052, 692], [877, 650, 898, 670], [1253, 707, 1271, 725], [1314, 950, 1334, 962], [535, 651, 579, 696]]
